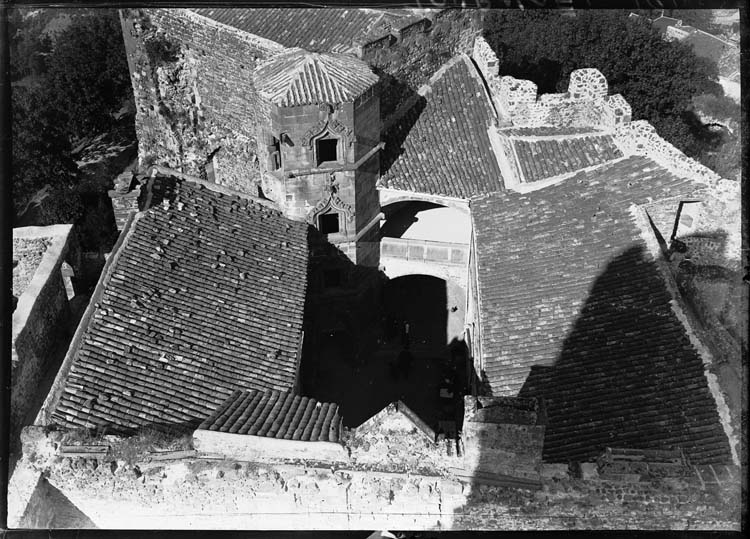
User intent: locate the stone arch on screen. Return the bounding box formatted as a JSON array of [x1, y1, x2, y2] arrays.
[[378, 189, 471, 212], [380, 201, 471, 245]]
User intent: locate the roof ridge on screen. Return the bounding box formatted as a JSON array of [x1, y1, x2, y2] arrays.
[[314, 53, 347, 102]]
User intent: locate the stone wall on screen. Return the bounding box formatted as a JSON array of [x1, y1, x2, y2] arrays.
[[12, 226, 76, 441], [121, 8, 282, 194], [344, 403, 462, 474], [380, 255, 468, 292], [472, 36, 632, 130], [461, 396, 545, 479], [614, 120, 725, 186], [9, 426, 741, 530], [364, 9, 480, 122], [193, 429, 349, 463]]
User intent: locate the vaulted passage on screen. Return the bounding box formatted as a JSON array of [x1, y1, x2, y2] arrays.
[[380, 201, 470, 243], [379, 201, 471, 288]]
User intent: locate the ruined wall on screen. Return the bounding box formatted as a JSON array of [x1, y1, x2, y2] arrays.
[[343, 404, 462, 474], [121, 8, 283, 195], [10, 427, 741, 530], [614, 120, 727, 186], [472, 36, 632, 130], [462, 397, 545, 479]]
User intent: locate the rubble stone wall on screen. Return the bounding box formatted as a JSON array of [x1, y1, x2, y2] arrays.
[[614, 120, 724, 185], [12, 427, 740, 530], [472, 37, 631, 130], [121, 8, 282, 195]]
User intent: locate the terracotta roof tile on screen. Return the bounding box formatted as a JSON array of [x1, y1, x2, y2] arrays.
[[51, 178, 309, 431], [471, 156, 730, 464], [378, 56, 504, 199], [198, 389, 342, 442], [512, 134, 623, 183], [192, 8, 425, 53], [255, 49, 378, 107], [501, 126, 598, 137]]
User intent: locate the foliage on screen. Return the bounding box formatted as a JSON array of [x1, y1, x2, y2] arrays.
[[699, 132, 741, 181], [692, 93, 740, 122], [482, 10, 722, 160], [11, 86, 79, 221], [11, 9, 134, 233], [42, 11, 132, 140], [8, 8, 55, 81]]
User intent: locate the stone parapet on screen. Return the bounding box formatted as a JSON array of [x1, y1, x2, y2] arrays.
[[10, 426, 741, 530], [471, 36, 633, 131], [614, 120, 724, 185]]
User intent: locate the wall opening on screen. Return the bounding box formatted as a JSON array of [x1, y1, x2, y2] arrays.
[[319, 211, 340, 234], [316, 136, 339, 166], [269, 136, 282, 171]]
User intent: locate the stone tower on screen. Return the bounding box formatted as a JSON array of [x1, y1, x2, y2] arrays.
[[254, 49, 382, 265]]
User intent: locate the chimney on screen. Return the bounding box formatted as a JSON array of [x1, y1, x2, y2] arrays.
[[108, 170, 142, 232]]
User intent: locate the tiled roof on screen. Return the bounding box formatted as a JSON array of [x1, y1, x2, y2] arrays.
[[378, 56, 504, 199], [254, 49, 378, 107], [51, 177, 309, 431], [192, 8, 425, 53], [511, 134, 623, 183], [198, 389, 342, 443], [472, 156, 730, 464], [501, 126, 597, 137]]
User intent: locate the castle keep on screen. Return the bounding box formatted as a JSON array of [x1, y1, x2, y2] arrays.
[[11, 7, 741, 530]]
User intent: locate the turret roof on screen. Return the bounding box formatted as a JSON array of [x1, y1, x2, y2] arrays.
[[254, 48, 379, 107]]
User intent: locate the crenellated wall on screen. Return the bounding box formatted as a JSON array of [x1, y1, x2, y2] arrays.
[[472, 37, 632, 130]]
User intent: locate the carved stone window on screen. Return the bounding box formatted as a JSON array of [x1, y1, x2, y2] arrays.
[[318, 210, 340, 234], [316, 135, 340, 166]]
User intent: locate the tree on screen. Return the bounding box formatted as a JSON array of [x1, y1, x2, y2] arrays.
[[43, 11, 132, 140], [482, 10, 721, 160], [12, 86, 81, 223], [8, 8, 55, 81], [11, 9, 134, 227]]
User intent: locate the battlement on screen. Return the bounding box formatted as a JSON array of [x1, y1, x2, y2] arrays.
[[472, 36, 631, 130]]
